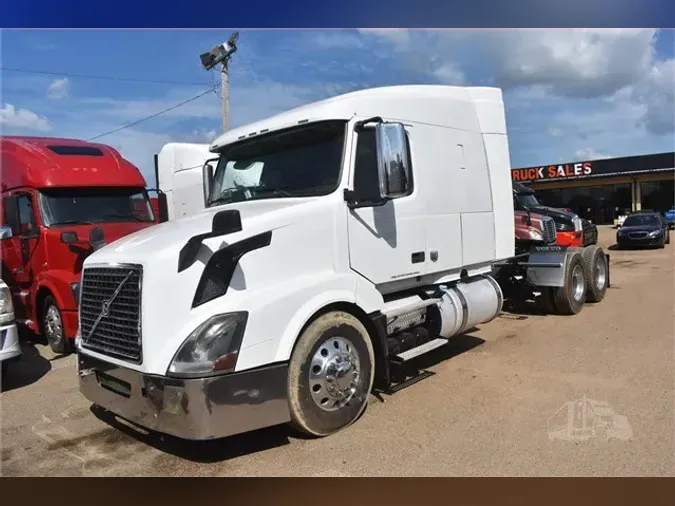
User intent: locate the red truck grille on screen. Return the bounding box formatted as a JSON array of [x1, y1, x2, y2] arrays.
[[542, 217, 557, 244], [79, 265, 143, 363]]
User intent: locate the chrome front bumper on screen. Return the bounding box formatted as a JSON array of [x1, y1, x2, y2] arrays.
[[77, 353, 291, 440], [0, 324, 21, 363]]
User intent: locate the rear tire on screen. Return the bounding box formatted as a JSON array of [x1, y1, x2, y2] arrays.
[[42, 295, 71, 355], [551, 251, 586, 315], [581, 245, 608, 303], [287, 311, 375, 438]]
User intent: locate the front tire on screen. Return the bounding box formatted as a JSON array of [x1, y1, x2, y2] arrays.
[[287, 311, 375, 438], [42, 295, 71, 355]]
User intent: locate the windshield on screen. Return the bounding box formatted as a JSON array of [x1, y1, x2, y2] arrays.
[[623, 214, 661, 227], [519, 193, 540, 208], [39, 187, 155, 226], [207, 120, 346, 207]]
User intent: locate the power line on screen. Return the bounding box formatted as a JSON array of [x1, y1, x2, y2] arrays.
[[1, 66, 211, 87], [87, 87, 217, 141]]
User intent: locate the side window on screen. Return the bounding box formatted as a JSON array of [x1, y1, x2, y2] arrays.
[[353, 129, 381, 202], [2, 196, 20, 235], [16, 194, 37, 236]]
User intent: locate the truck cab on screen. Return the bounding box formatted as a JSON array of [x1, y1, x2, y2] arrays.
[[75, 85, 608, 442], [512, 182, 598, 247], [0, 136, 157, 354], [149, 142, 215, 223]]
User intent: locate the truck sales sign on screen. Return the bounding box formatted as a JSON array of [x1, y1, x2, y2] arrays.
[[512, 163, 592, 182], [512, 152, 675, 184]]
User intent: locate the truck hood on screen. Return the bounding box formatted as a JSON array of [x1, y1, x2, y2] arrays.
[[528, 205, 577, 223], [85, 196, 323, 266]]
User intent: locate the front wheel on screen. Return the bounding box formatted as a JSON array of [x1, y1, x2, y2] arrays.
[[287, 311, 375, 437], [42, 295, 71, 355]]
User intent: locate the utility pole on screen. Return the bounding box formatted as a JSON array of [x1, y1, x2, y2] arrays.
[[200, 32, 239, 133], [221, 61, 230, 132]]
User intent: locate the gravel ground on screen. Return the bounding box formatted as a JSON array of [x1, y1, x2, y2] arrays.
[[1, 226, 673, 477]]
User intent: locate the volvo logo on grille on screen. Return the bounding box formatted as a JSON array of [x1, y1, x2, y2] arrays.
[[85, 270, 134, 341]]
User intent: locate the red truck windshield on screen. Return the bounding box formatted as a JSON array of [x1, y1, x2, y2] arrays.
[[38, 187, 155, 226]]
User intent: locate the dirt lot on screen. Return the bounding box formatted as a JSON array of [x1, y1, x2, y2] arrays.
[[1, 226, 673, 477]]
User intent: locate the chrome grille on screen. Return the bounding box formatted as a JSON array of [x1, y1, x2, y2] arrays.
[[542, 217, 557, 244], [79, 265, 143, 363]]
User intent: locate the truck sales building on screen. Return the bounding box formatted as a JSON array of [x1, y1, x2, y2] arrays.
[[512, 151, 675, 225]]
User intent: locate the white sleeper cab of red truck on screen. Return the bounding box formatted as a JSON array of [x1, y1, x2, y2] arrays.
[[76, 85, 609, 441]]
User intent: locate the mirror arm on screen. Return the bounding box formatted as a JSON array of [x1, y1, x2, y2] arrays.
[[354, 116, 383, 132]]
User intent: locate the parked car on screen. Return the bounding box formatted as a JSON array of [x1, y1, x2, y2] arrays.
[[616, 211, 670, 249], [0, 279, 21, 379], [665, 207, 675, 229]]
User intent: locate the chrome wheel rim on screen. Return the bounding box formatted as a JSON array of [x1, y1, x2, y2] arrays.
[[309, 336, 361, 412], [572, 264, 585, 302], [45, 305, 63, 343], [595, 255, 607, 292]]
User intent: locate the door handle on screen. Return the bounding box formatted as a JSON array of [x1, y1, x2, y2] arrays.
[[411, 252, 425, 264]]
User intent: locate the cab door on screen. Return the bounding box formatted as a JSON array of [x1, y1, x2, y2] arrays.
[[345, 124, 427, 287], [1, 191, 41, 320]]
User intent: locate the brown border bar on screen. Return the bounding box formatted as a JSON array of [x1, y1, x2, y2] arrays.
[[2, 477, 674, 506]]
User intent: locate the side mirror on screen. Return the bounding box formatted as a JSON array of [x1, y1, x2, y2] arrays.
[[0, 225, 13, 240], [212, 209, 242, 235], [374, 122, 412, 200], [60, 231, 79, 244], [89, 226, 106, 251], [202, 161, 216, 207]]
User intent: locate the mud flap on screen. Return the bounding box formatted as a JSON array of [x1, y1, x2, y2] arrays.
[[524, 245, 569, 288]]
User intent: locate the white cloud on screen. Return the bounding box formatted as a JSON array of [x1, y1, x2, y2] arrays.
[[358, 29, 410, 49], [574, 148, 612, 160], [0, 103, 51, 131], [47, 77, 70, 100], [487, 29, 657, 98], [310, 31, 365, 50], [432, 63, 464, 85], [631, 58, 675, 135]]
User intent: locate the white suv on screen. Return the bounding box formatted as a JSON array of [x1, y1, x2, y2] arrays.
[[0, 279, 21, 379]]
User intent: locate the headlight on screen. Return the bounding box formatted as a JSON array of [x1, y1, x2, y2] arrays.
[[0, 285, 15, 325], [555, 221, 574, 232], [528, 229, 544, 241], [167, 312, 248, 378], [649, 230, 662, 237]]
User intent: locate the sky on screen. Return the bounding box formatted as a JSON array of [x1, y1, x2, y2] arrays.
[[1, 29, 674, 187]]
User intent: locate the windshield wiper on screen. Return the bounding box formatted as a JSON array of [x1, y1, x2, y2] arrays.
[[100, 213, 148, 222], [53, 220, 94, 226], [252, 187, 293, 197]]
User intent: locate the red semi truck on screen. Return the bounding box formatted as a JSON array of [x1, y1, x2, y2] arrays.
[[0, 136, 158, 354]]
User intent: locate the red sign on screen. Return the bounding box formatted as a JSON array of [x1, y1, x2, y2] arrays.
[[512, 162, 593, 182]]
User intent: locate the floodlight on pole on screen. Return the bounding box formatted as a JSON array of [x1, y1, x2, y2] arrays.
[[200, 31, 239, 132]]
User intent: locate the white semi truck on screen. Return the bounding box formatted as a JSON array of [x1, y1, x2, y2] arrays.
[[75, 85, 609, 440]]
